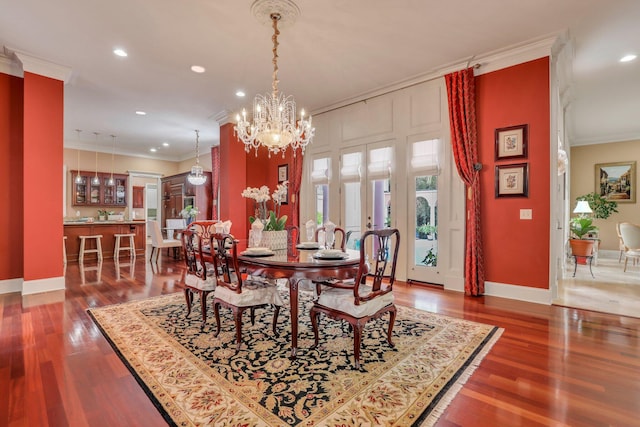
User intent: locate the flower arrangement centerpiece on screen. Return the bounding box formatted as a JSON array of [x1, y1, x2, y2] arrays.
[[180, 205, 199, 224], [241, 182, 288, 231]]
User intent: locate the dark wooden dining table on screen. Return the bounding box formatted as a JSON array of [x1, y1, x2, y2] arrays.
[[238, 246, 360, 359]]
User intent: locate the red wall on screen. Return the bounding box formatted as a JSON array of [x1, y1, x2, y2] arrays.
[[476, 57, 551, 289], [23, 72, 64, 281], [0, 72, 24, 280]]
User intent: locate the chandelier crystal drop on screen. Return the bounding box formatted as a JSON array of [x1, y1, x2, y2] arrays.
[[187, 130, 207, 186], [235, 3, 314, 157]]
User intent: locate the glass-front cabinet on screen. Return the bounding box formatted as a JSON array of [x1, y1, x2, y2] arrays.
[[72, 170, 128, 207]]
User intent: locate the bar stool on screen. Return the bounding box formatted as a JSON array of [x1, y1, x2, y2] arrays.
[[114, 233, 136, 259], [78, 235, 103, 263], [63, 236, 68, 265]]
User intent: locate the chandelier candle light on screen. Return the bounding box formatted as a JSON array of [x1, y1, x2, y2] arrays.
[[188, 129, 207, 186], [235, 0, 315, 157]]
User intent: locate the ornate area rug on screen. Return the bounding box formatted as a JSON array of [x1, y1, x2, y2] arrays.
[[88, 289, 502, 426]]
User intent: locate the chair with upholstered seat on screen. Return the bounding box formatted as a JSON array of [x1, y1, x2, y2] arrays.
[[616, 222, 626, 263], [210, 233, 284, 351], [165, 218, 187, 240], [310, 228, 400, 370], [181, 228, 216, 328], [315, 226, 346, 250], [148, 220, 182, 263], [619, 222, 640, 272]]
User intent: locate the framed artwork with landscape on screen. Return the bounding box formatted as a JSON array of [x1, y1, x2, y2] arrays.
[[495, 124, 528, 160], [595, 161, 636, 203], [495, 163, 529, 198]]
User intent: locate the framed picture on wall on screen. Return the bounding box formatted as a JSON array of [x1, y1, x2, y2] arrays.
[[495, 163, 529, 198], [278, 164, 289, 205], [495, 124, 528, 160], [595, 161, 636, 203]]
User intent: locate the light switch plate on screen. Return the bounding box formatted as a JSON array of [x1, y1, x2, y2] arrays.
[[520, 209, 532, 220]]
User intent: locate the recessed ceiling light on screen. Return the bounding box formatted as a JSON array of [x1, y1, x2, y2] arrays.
[[113, 48, 128, 57], [150, 148, 157, 153], [236, 90, 246, 97], [135, 111, 146, 116], [191, 65, 206, 73], [162, 142, 169, 147], [620, 54, 637, 63]]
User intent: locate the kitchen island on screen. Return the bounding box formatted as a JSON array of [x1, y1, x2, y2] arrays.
[[64, 220, 147, 262]]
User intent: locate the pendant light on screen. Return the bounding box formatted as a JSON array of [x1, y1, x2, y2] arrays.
[[106, 134, 116, 186], [74, 129, 83, 184], [187, 129, 207, 186], [91, 132, 100, 185]]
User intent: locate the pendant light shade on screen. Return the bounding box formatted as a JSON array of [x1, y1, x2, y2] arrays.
[[187, 130, 207, 186], [106, 134, 116, 186], [91, 132, 100, 185], [74, 129, 83, 184]]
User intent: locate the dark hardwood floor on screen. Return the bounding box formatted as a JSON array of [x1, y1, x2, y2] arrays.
[[1, 249, 639, 426]]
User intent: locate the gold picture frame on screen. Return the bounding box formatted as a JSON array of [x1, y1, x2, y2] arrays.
[[595, 161, 636, 203], [495, 163, 529, 198]]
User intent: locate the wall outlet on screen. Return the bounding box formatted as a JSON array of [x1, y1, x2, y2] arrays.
[[520, 209, 533, 220]]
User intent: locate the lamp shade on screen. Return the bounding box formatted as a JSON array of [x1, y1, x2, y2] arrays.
[[573, 200, 593, 214]]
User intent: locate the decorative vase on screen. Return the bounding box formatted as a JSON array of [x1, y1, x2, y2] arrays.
[[260, 230, 287, 250]]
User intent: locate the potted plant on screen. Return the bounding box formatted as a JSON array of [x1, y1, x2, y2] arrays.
[[569, 216, 598, 261]]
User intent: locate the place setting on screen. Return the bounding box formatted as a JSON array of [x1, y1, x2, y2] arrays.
[[240, 247, 275, 257], [312, 248, 349, 260]]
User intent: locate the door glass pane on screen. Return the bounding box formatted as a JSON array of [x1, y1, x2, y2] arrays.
[[90, 176, 101, 204], [371, 178, 391, 231], [343, 181, 361, 249], [314, 184, 329, 226], [415, 175, 437, 266]]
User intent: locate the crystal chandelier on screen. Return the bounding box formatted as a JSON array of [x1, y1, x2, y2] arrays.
[[188, 130, 207, 186], [235, 0, 314, 157]]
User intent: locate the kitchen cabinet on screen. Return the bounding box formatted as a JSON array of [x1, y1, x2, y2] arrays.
[[72, 171, 128, 207], [132, 186, 145, 208], [161, 172, 212, 223]]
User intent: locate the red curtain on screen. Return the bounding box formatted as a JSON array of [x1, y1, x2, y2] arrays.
[[290, 148, 304, 227], [445, 68, 484, 296], [211, 146, 220, 220]]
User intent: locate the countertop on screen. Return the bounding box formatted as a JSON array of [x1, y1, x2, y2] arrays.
[[64, 220, 147, 226]]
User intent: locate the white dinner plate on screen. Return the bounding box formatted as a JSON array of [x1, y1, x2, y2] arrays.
[[296, 241, 321, 250], [241, 247, 275, 257], [313, 249, 349, 260]]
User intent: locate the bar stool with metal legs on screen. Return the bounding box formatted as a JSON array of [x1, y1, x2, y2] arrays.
[[114, 233, 136, 259], [78, 235, 103, 263]]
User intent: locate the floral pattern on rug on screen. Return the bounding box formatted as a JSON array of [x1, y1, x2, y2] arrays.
[[88, 289, 502, 427]]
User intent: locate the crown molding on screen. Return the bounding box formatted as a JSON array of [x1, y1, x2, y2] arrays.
[[0, 52, 22, 77], [3, 46, 72, 83], [312, 34, 558, 116], [570, 131, 640, 147]]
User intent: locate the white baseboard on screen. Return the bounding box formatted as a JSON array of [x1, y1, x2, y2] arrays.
[[22, 276, 66, 295], [0, 278, 23, 295], [484, 281, 552, 305]]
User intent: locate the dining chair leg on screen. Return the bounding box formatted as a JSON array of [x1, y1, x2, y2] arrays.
[[352, 321, 364, 370], [213, 302, 222, 338], [199, 291, 210, 328], [184, 289, 193, 317], [233, 309, 243, 351]]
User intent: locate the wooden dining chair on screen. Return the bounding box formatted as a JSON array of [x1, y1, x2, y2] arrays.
[[210, 233, 284, 351], [181, 228, 216, 328], [310, 228, 400, 370], [148, 220, 182, 263], [315, 226, 346, 251]]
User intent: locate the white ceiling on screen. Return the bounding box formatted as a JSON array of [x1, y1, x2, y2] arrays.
[[1, 0, 638, 160]]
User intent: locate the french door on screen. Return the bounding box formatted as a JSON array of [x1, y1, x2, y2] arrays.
[[340, 142, 393, 251], [407, 137, 443, 285]]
